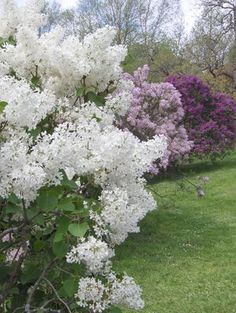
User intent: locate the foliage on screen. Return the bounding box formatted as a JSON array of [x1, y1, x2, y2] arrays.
[[200, 71, 236, 100], [0, 1, 167, 312], [123, 40, 188, 82], [120, 65, 192, 173], [166, 74, 236, 159]]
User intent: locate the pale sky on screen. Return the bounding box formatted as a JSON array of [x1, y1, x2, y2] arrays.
[[58, 0, 76, 8], [181, 0, 201, 32]]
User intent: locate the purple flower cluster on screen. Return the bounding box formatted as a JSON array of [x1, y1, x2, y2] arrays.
[[121, 65, 192, 173], [166, 75, 236, 158]]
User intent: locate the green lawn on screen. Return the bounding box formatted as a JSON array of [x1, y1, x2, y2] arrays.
[[114, 151, 236, 313]]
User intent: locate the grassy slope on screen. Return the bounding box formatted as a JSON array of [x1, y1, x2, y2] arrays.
[[114, 151, 236, 313]]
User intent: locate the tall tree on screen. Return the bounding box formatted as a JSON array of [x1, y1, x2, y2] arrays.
[[185, 7, 231, 77], [76, 0, 181, 45], [200, 0, 236, 84], [76, 0, 141, 44]]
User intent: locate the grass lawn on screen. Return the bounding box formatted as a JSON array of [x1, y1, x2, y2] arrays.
[[114, 151, 236, 313]]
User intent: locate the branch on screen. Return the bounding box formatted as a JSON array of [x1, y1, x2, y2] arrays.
[[43, 277, 72, 313], [25, 258, 57, 313], [0, 224, 25, 241], [22, 199, 29, 224]]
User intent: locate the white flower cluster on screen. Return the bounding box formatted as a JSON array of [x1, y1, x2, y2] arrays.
[[0, 0, 45, 39], [0, 1, 167, 311], [92, 185, 157, 245], [0, 76, 58, 129], [105, 79, 134, 116], [0, 1, 127, 97], [66, 236, 114, 274], [75, 277, 109, 313], [76, 274, 144, 313], [0, 133, 46, 203], [109, 273, 145, 309]]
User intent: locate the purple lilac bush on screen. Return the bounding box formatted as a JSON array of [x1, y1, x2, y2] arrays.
[[121, 65, 192, 173], [166, 74, 236, 158]]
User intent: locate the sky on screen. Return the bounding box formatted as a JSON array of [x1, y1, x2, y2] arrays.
[[181, 0, 201, 32]]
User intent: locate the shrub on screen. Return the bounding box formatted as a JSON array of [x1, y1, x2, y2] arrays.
[[166, 74, 236, 159], [0, 2, 167, 312], [120, 65, 192, 173]]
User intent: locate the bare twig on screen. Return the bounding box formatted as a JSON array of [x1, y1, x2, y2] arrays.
[[43, 278, 72, 313], [0, 224, 25, 240], [25, 258, 57, 313]]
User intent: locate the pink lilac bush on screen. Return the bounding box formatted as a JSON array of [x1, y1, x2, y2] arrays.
[[121, 65, 192, 173], [166, 74, 236, 158]]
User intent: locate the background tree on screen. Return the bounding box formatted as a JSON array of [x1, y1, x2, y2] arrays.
[[185, 7, 231, 78], [76, 0, 181, 46], [41, 1, 77, 35], [200, 0, 236, 85], [76, 0, 141, 44]]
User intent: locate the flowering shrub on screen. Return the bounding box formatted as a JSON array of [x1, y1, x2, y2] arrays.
[[0, 1, 167, 312], [120, 65, 192, 173], [166, 74, 236, 159]]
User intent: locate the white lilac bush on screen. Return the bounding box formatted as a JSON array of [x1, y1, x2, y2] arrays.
[[0, 1, 167, 312]]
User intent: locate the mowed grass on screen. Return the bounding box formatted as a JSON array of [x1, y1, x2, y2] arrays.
[[114, 151, 236, 313]]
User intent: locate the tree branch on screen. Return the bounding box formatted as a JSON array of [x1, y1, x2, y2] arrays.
[[43, 277, 72, 313]]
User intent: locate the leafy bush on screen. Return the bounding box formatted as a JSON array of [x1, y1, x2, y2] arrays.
[[166, 74, 236, 159], [0, 2, 167, 312], [120, 65, 192, 173]]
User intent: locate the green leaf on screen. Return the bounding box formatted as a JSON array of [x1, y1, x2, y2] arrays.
[[61, 173, 78, 190], [86, 91, 105, 106], [31, 75, 41, 87], [21, 263, 41, 284], [5, 202, 21, 214], [76, 86, 85, 97], [37, 189, 59, 212], [57, 216, 70, 233], [62, 278, 78, 297], [58, 197, 75, 212], [63, 179, 78, 190], [33, 240, 45, 252], [52, 242, 68, 258], [34, 213, 45, 226], [0, 101, 7, 113], [68, 222, 89, 237], [8, 193, 21, 205], [53, 230, 64, 243], [29, 127, 42, 140]]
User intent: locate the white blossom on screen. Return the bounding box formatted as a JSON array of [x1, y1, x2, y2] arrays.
[[66, 236, 114, 274], [0, 76, 58, 129], [75, 278, 109, 313], [109, 273, 145, 309]]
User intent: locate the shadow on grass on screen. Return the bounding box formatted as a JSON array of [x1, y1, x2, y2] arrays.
[[147, 152, 236, 185]]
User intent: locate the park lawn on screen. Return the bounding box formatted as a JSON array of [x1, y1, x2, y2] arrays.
[[114, 151, 236, 313]]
